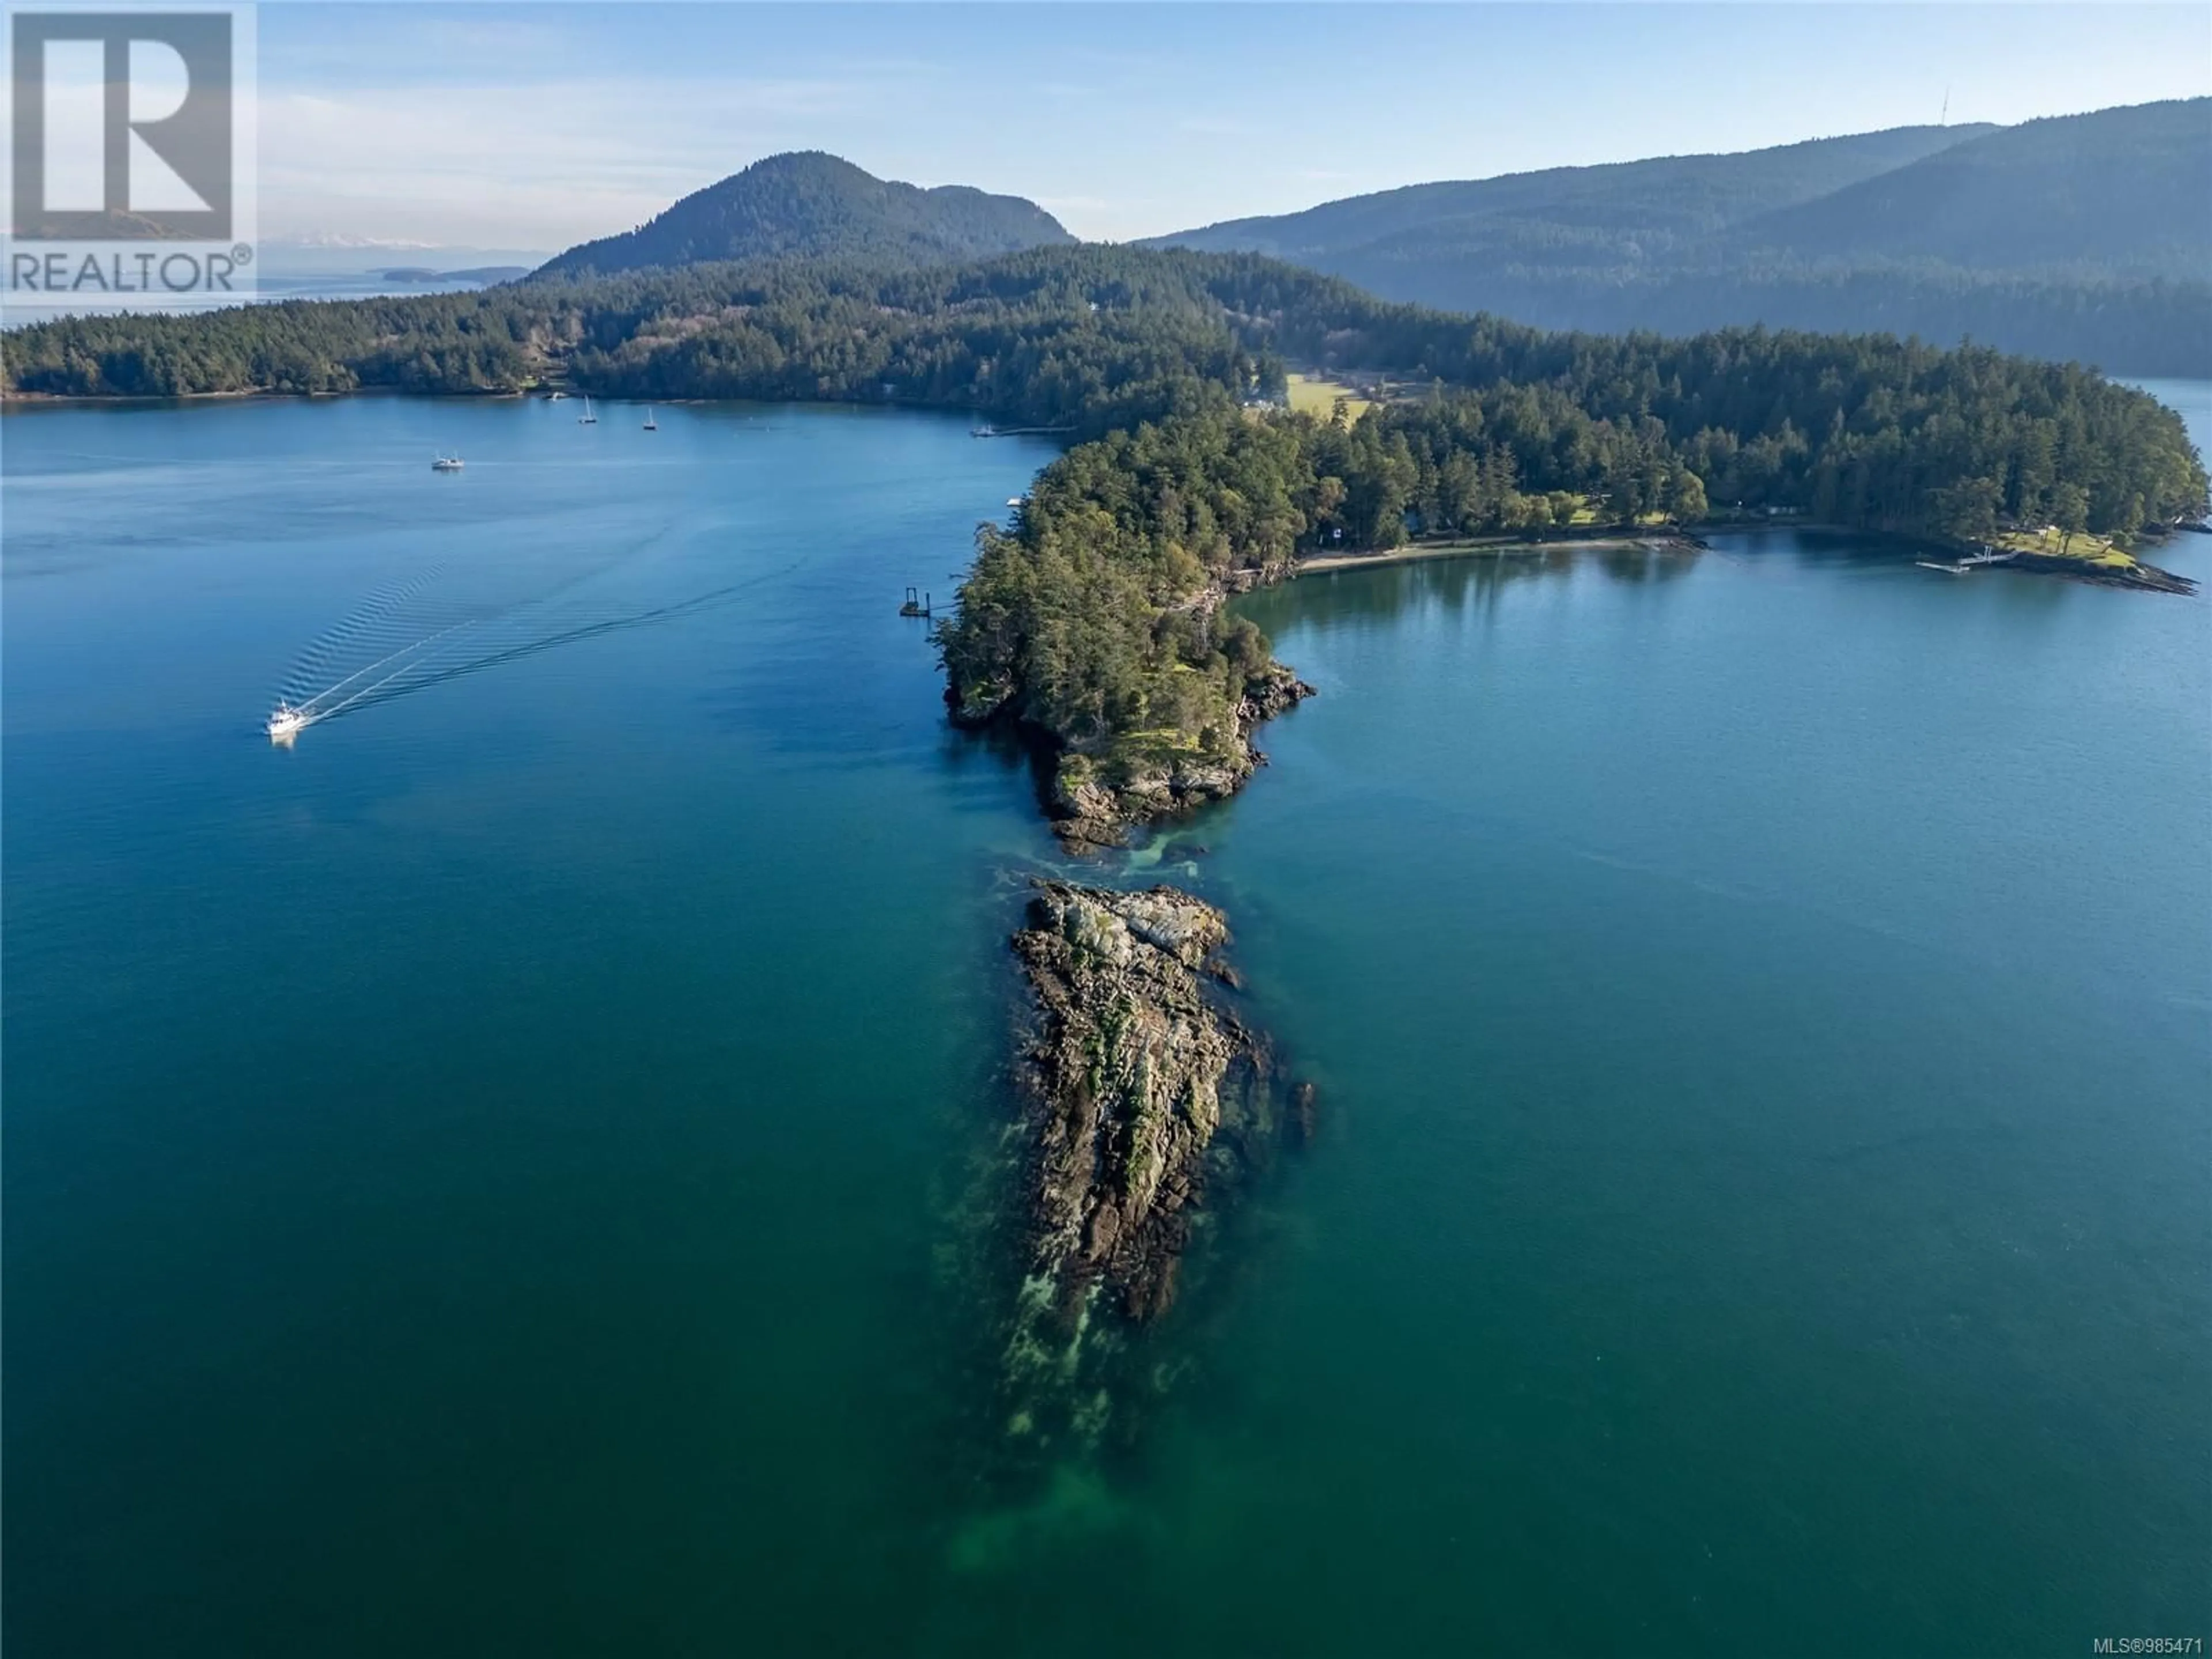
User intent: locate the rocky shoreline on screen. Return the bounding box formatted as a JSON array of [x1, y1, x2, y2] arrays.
[[981, 534, 1715, 849], [993, 880, 1302, 1449], [1046, 661, 1315, 850], [2007, 548, 2198, 594]]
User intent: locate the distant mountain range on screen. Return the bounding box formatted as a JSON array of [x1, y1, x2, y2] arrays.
[[1146, 100, 2212, 374], [1150, 122, 1991, 269], [1736, 101, 2208, 279], [522, 104, 2209, 374], [535, 151, 1074, 278]]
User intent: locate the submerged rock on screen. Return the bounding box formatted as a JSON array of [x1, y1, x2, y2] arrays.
[[994, 879, 1288, 1451], [1013, 882, 1239, 1319]]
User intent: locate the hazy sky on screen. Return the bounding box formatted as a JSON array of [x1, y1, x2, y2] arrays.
[[255, 2, 2212, 251]]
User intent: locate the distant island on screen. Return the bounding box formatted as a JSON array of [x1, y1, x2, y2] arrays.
[[373, 266, 532, 285]]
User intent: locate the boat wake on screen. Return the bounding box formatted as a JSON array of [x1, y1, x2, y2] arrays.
[[268, 542, 798, 738]]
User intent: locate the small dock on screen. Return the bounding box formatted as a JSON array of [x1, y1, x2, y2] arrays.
[[1918, 546, 2018, 575], [898, 586, 932, 618]]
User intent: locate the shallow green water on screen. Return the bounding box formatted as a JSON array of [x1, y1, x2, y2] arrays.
[[5, 387, 2207, 1655]]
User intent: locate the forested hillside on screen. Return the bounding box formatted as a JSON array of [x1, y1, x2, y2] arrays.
[[1150, 124, 1986, 265], [1741, 100, 2210, 278], [1, 249, 1256, 437], [1149, 101, 2212, 373], [534, 152, 1071, 278]]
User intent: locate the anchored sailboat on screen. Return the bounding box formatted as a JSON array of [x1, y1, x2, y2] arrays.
[[643, 406, 658, 431], [578, 396, 597, 425]]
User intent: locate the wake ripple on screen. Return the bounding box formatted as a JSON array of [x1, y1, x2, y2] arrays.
[[271, 532, 801, 731]]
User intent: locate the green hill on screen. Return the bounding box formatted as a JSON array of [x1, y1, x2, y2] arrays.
[[1151, 124, 1989, 265], [1737, 99, 2211, 279], [535, 151, 1072, 277], [1147, 102, 2212, 373]]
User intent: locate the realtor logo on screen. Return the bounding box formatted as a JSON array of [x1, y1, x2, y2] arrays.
[[12, 10, 233, 236], [6, 5, 255, 303]]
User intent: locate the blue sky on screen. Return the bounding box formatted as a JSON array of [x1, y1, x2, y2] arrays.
[[254, 2, 2212, 251]]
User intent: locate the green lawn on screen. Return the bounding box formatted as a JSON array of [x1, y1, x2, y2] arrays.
[[1284, 372, 1375, 422], [1995, 525, 2138, 568]]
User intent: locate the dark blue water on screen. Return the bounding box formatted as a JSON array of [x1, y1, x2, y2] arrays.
[[6, 385, 2208, 1655]]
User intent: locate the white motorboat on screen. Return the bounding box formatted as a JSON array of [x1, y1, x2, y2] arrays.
[[267, 702, 310, 743]]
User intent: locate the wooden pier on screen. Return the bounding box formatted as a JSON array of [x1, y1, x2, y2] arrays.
[[1917, 546, 2018, 575]]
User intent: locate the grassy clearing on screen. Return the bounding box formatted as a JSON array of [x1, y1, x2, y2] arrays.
[[1284, 372, 1375, 423], [1995, 525, 2138, 567]]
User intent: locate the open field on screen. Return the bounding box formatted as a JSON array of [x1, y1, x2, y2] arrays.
[[1284, 372, 1376, 422]]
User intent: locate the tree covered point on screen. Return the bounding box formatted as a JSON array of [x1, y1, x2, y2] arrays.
[[6, 241, 2205, 815]]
